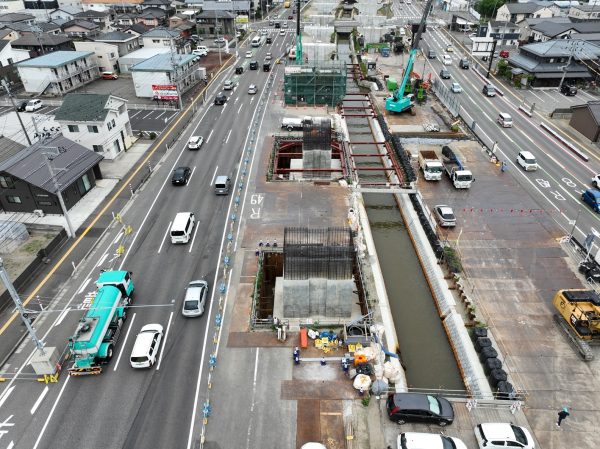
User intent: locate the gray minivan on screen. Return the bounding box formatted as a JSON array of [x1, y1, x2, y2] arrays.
[[182, 280, 209, 317], [215, 175, 231, 195]]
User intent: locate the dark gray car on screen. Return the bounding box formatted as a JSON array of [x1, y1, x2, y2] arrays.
[[386, 393, 454, 426]]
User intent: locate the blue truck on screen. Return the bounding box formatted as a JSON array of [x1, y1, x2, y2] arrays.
[[68, 270, 134, 376]]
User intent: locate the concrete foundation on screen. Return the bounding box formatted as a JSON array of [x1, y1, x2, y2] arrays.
[[277, 277, 356, 318]]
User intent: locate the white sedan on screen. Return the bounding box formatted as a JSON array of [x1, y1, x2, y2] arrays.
[[245, 50, 253, 58], [451, 82, 462, 93]]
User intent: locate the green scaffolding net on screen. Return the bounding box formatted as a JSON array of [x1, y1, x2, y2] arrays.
[[283, 61, 347, 107]]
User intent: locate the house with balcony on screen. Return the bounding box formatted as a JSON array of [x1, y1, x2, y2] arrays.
[[568, 4, 600, 21], [141, 26, 191, 53], [530, 20, 600, 42], [82, 0, 143, 13], [141, 0, 171, 10], [49, 5, 84, 21], [516, 16, 572, 43], [0, 134, 103, 214], [10, 33, 74, 57], [130, 52, 198, 99], [0, 39, 29, 66], [480, 21, 521, 46], [74, 40, 118, 72], [73, 9, 112, 29], [196, 10, 235, 36], [137, 7, 168, 26], [62, 19, 100, 37], [114, 12, 139, 26], [507, 39, 600, 87], [0, 0, 25, 13], [94, 30, 140, 56], [16, 50, 98, 94], [495, 2, 554, 23], [55, 93, 134, 159]]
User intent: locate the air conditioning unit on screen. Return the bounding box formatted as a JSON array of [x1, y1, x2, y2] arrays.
[[33, 209, 45, 217]]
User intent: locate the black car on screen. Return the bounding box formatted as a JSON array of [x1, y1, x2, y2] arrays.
[[172, 166, 191, 185], [249, 60, 258, 70], [266, 37, 272, 44], [274, 22, 281, 28], [235, 66, 244, 74], [440, 69, 451, 79], [386, 393, 454, 426], [459, 58, 469, 69], [561, 83, 577, 96], [214, 92, 227, 105], [16, 101, 27, 112], [263, 62, 271, 72]]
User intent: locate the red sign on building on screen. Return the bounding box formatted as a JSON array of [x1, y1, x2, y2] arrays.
[[152, 84, 178, 100]]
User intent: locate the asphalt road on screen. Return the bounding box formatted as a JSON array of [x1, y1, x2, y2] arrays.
[[129, 108, 179, 134], [407, 0, 600, 252], [0, 27, 294, 449]]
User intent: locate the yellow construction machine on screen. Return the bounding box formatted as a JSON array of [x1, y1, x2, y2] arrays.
[[553, 289, 600, 361]]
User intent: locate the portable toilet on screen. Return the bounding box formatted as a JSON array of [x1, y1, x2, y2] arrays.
[[366, 60, 377, 76], [386, 77, 397, 91]]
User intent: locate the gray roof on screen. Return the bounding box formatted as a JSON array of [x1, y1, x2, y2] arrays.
[[62, 19, 99, 30], [5, 21, 61, 32], [0, 135, 103, 194], [522, 39, 600, 58], [0, 136, 25, 165], [197, 10, 235, 19], [54, 93, 110, 123], [95, 30, 137, 41], [531, 21, 575, 36], [572, 101, 600, 125], [509, 52, 591, 73], [130, 52, 195, 71], [518, 16, 572, 26], [75, 10, 111, 17], [11, 34, 72, 47], [139, 8, 168, 18], [505, 2, 551, 14], [142, 26, 178, 38], [0, 29, 12, 39], [0, 13, 35, 23], [17, 50, 92, 68], [489, 20, 519, 29], [571, 4, 600, 12], [124, 23, 150, 34], [143, 0, 171, 5], [0, 40, 8, 52], [52, 5, 83, 15], [573, 32, 600, 43]]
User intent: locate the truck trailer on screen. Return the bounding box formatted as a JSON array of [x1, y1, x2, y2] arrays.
[[441, 146, 473, 189], [418, 150, 443, 181], [68, 270, 134, 376]]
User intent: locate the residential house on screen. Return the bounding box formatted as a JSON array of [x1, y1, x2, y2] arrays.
[[5, 21, 62, 36], [530, 21, 600, 42], [449, 12, 478, 32], [507, 39, 600, 86], [0, 39, 29, 66], [141, 0, 171, 10], [137, 7, 168, 26], [141, 27, 190, 53], [196, 0, 250, 15], [94, 30, 140, 56], [114, 12, 139, 26], [569, 102, 600, 143], [55, 93, 133, 159], [123, 22, 148, 35], [516, 16, 572, 43], [169, 13, 189, 28], [82, 0, 143, 13], [62, 19, 100, 37], [17, 50, 98, 94], [0, 12, 34, 25], [10, 33, 74, 57], [49, 5, 83, 21], [130, 52, 199, 99], [22, 0, 60, 21], [0, 0, 25, 13], [0, 27, 19, 41], [495, 2, 554, 23], [479, 21, 520, 46], [572, 32, 600, 46], [74, 40, 118, 72], [549, 1, 580, 16], [117, 45, 169, 72], [0, 134, 103, 214], [568, 4, 600, 21], [73, 9, 112, 29], [196, 10, 235, 36]]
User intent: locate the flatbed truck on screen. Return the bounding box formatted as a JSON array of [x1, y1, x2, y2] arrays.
[[442, 146, 473, 189], [418, 150, 443, 181]]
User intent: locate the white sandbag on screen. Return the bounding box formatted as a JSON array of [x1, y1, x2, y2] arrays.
[[374, 364, 384, 380], [307, 329, 319, 339], [353, 374, 372, 391], [383, 358, 402, 379]]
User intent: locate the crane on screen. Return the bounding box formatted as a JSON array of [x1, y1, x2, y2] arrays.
[[385, 0, 435, 114]]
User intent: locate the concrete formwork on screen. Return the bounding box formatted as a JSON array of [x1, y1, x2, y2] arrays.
[[358, 27, 390, 44], [304, 25, 335, 41], [311, 2, 338, 14], [355, 0, 382, 15], [355, 15, 389, 27], [308, 14, 336, 26], [303, 42, 337, 61]]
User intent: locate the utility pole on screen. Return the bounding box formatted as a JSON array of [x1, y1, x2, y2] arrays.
[[41, 146, 76, 238], [486, 40, 497, 78], [0, 258, 45, 354], [2, 79, 32, 146], [31, 25, 46, 56], [559, 40, 576, 91], [215, 9, 222, 66], [169, 38, 184, 110]]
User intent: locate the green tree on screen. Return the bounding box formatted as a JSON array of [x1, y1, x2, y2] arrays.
[[475, 0, 506, 19]]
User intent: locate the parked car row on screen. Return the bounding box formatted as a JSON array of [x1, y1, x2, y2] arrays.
[[387, 393, 535, 449]]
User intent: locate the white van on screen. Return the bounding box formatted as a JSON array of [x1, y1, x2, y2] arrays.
[[170, 212, 195, 244], [442, 54, 452, 65], [192, 46, 208, 56], [497, 112, 513, 127], [214, 175, 231, 195], [251, 36, 261, 47]]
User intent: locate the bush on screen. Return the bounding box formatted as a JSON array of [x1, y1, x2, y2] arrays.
[[443, 246, 462, 273], [149, 132, 157, 140]]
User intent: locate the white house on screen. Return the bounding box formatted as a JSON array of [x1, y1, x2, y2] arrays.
[[495, 2, 554, 23], [74, 40, 119, 72], [49, 5, 84, 21], [118, 46, 170, 73], [16, 50, 98, 95], [0, 0, 25, 13], [54, 93, 134, 160], [130, 52, 198, 98], [568, 4, 600, 21], [0, 39, 29, 66], [141, 27, 191, 53]]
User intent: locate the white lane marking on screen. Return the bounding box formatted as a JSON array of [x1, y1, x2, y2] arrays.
[[237, 103, 243, 114], [186, 46, 273, 449], [32, 376, 70, 449], [30, 386, 49, 415], [95, 253, 108, 267], [0, 386, 14, 409], [528, 90, 544, 102], [206, 129, 214, 142], [250, 96, 254, 104], [143, 111, 154, 119], [112, 313, 136, 371], [156, 311, 173, 371], [244, 348, 260, 449], [225, 129, 232, 144], [156, 111, 166, 119], [6, 441, 14, 449], [112, 231, 123, 244], [210, 166, 219, 186], [157, 221, 172, 254], [76, 277, 91, 294], [129, 110, 143, 118], [188, 166, 197, 185], [165, 113, 177, 122], [53, 308, 70, 327], [189, 224, 201, 253]]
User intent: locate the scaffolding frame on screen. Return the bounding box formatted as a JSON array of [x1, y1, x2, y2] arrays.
[[284, 61, 347, 107]]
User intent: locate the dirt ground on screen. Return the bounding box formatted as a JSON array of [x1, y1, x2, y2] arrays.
[[0, 232, 56, 297]]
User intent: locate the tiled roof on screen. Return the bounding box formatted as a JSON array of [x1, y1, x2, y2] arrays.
[[54, 93, 110, 122]]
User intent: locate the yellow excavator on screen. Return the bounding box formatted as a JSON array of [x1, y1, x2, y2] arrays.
[[553, 289, 600, 361]]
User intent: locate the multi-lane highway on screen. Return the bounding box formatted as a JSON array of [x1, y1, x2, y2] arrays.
[[0, 22, 294, 449]]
